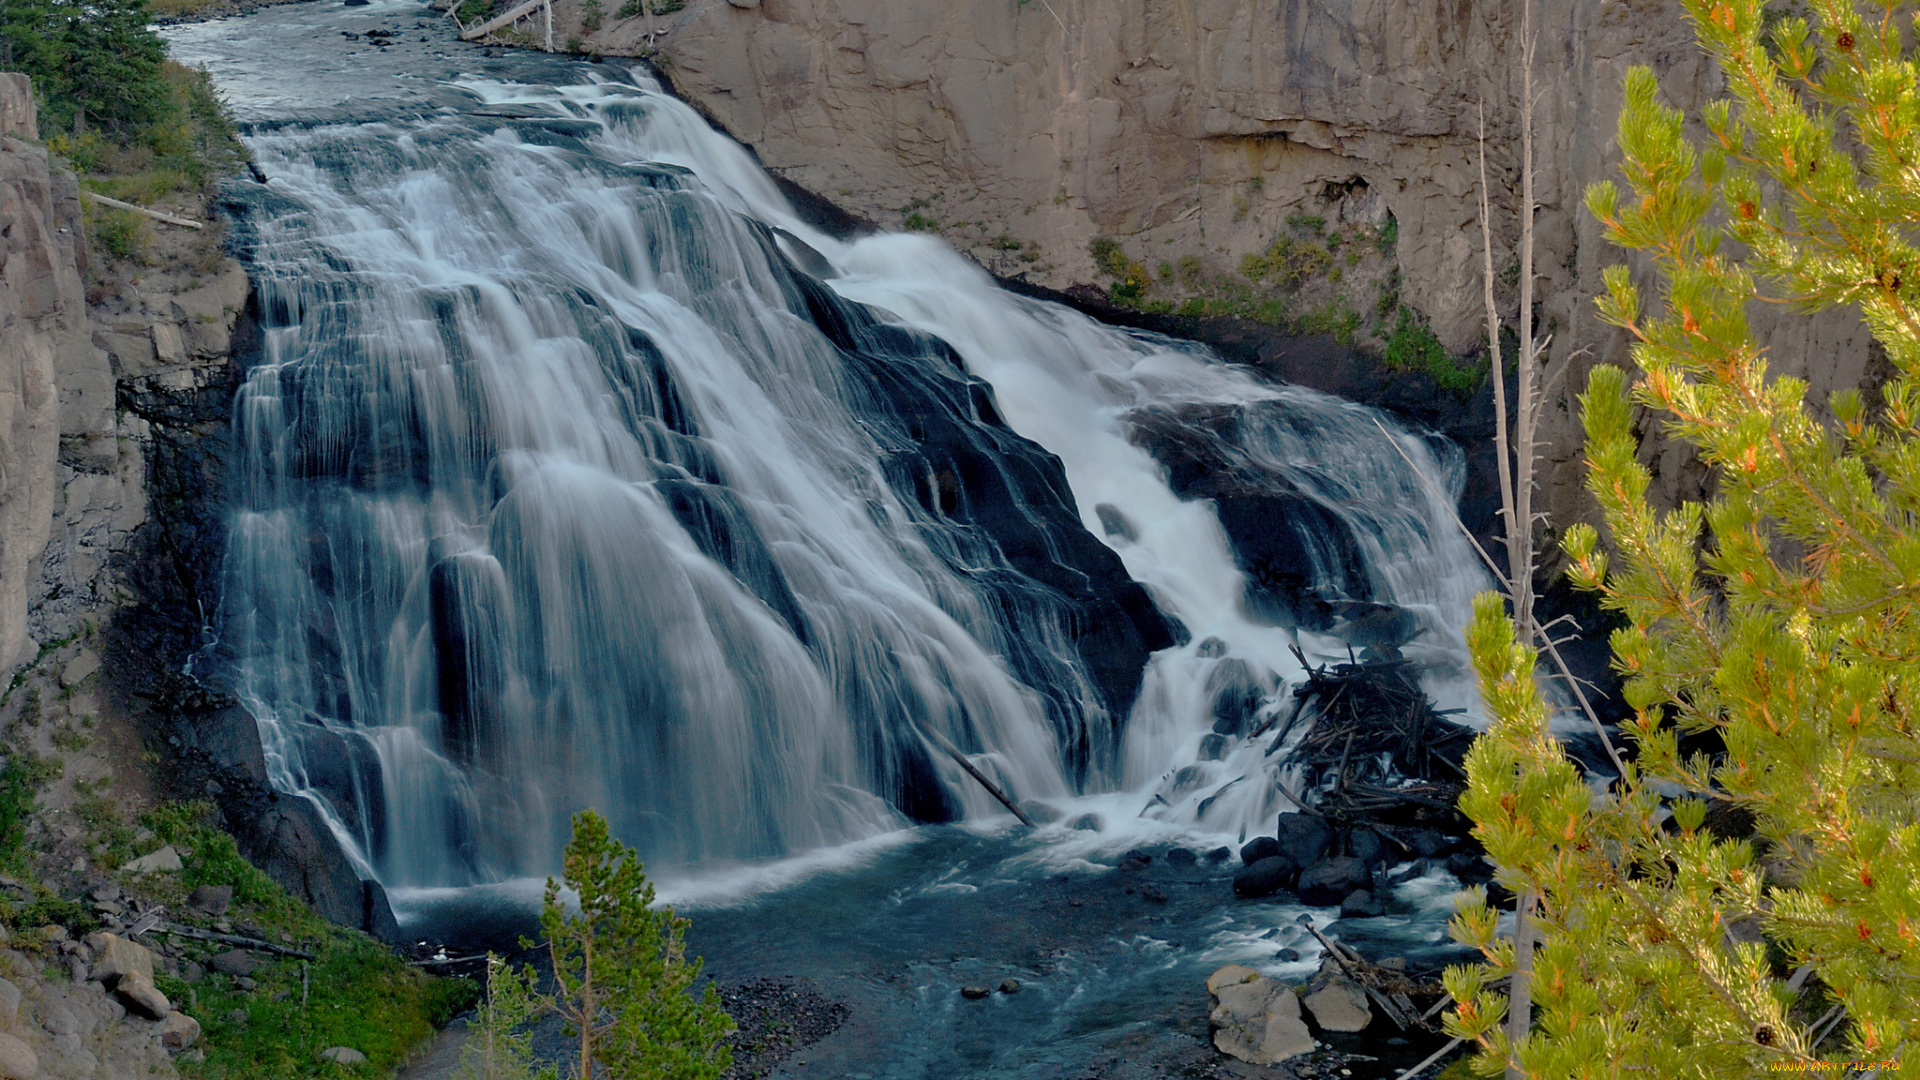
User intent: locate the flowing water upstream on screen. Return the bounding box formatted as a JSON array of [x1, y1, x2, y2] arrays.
[[167, 7, 1492, 1075]]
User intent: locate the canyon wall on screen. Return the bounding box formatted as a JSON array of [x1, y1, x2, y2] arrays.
[[559, 0, 1879, 532]]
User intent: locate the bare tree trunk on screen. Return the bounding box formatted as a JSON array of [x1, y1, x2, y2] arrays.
[[1504, 2, 1540, 1075], [1477, 3, 1541, 1076]]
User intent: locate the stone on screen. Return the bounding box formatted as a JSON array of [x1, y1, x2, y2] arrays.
[[208, 949, 258, 978], [37, 999, 77, 1036], [1297, 856, 1372, 906], [188, 884, 233, 916], [236, 977, 257, 992], [0, 73, 35, 138], [158, 1010, 201, 1050], [1406, 828, 1454, 858], [318, 1047, 368, 1065], [1232, 856, 1296, 898], [1275, 813, 1333, 867], [1141, 886, 1168, 903], [58, 649, 99, 687], [1165, 846, 1197, 866], [959, 985, 990, 999], [1204, 846, 1232, 863], [0, 978, 17, 1026], [84, 933, 154, 987], [1207, 966, 1314, 1065], [224, 1008, 247, 1028], [1347, 827, 1389, 868], [1196, 733, 1230, 761], [1068, 814, 1101, 832], [88, 882, 121, 902], [0, 1031, 35, 1080], [121, 846, 183, 874], [1239, 836, 1282, 865], [1303, 972, 1372, 1032], [117, 973, 171, 1020], [999, 978, 1019, 994], [1339, 889, 1384, 918]]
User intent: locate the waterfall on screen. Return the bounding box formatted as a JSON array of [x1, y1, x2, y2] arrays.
[[219, 69, 1491, 887]]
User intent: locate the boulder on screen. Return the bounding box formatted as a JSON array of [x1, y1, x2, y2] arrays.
[[1068, 814, 1102, 832], [1206, 965, 1313, 1065], [0, 978, 18, 1026], [960, 985, 990, 999], [117, 973, 172, 1020], [1275, 813, 1332, 866], [188, 884, 233, 916], [1347, 827, 1389, 868], [1303, 971, 1372, 1032], [83, 933, 154, 987], [999, 978, 1020, 994], [1239, 836, 1282, 865], [1297, 856, 1371, 906], [1339, 889, 1384, 918], [1119, 848, 1152, 870], [0, 1031, 35, 1080], [318, 1047, 367, 1065], [208, 950, 258, 978], [1406, 828, 1454, 858], [1165, 846, 1197, 867], [1196, 733, 1230, 761], [1232, 856, 1296, 898], [1204, 846, 1232, 863], [158, 1010, 201, 1050], [121, 846, 183, 874]]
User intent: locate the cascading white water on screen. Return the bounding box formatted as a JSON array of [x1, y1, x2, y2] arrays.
[[222, 68, 1493, 887]]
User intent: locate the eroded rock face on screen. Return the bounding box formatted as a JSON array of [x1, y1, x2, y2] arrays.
[[0, 72, 85, 674], [625, 0, 1879, 528]]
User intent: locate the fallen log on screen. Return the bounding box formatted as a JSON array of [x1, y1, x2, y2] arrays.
[[458, 0, 547, 40], [82, 191, 204, 229], [919, 726, 1036, 827], [152, 921, 315, 960], [1301, 923, 1414, 1031]]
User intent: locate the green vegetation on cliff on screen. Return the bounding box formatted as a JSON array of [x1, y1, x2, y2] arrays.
[[2, 0, 244, 264], [1086, 220, 1485, 394]]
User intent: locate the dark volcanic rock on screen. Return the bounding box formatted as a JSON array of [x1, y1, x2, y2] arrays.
[[1297, 856, 1372, 906], [1347, 827, 1389, 868], [1205, 846, 1232, 863], [1232, 856, 1296, 898], [791, 270, 1177, 787], [1276, 813, 1333, 867], [1125, 403, 1373, 628], [1340, 889, 1384, 918], [1240, 836, 1283, 866], [1165, 846, 1197, 867]]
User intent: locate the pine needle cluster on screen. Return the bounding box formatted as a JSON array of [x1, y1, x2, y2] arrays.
[[1447, 1, 1920, 1075]]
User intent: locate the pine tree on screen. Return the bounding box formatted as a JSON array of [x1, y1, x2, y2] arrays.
[[0, 0, 167, 134], [536, 809, 734, 1080], [457, 954, 558, 1080], [1445, 0, 1920, 1075]]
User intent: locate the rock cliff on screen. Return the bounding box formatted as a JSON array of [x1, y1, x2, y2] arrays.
[[0, 73, 88, 676], [534, 0, 1880, 530], [0, 69, 398, 962]]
